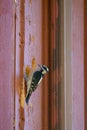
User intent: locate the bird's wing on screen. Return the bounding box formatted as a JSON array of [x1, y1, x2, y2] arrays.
[[25, 71, 42, 103], [32, 71, 42, 85]]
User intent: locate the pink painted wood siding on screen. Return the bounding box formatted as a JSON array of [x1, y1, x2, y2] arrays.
[[15, 0, 47, 130], [72, 0, 84, 129], [0, 0, 15, 130]]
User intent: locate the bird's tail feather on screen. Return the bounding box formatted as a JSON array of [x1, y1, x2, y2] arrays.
[[26, 93, 31, 104]]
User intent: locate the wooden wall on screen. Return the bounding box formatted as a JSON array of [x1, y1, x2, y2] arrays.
[[0, 0, 85, 130]]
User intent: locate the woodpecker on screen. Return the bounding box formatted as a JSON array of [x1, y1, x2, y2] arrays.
[[24, 64, 49, 104]]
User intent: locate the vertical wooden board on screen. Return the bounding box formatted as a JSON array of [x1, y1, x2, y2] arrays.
[[49, 0, 64, 129], [24, 0, 42, 130], [41, 0, 49, 130], [0, 0, 15, 130], [72, 0, 84, 129], [15, 0, 43, 130], [84, 0, 87, 129]]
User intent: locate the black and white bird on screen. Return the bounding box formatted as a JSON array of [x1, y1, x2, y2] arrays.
[[24, 64, 49, 104]]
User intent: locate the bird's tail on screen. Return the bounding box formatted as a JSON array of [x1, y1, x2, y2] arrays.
[[25, 93, 31, 104]]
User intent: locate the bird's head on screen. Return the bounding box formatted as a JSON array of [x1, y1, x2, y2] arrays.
[[38, 64, 49, 74]]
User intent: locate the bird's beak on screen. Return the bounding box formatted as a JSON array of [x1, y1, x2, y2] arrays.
[[38, 64, 42, 68], [38, 64, 43, 70]]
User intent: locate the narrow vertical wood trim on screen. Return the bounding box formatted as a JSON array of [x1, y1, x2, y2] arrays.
[[59, 0, 65, 129], [64, 0, 72, 129], [84, 0, 87, 129], [13, 1, 16, 130], [42, 0, 49, 130]]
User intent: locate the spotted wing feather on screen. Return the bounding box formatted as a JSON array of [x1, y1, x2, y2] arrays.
[[25, 71, 42, 103]]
